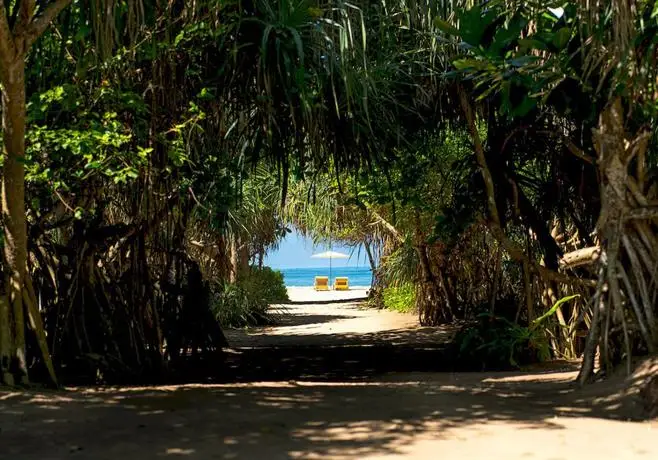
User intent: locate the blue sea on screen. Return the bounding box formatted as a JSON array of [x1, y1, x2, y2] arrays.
[[279, 266, 373, 287]]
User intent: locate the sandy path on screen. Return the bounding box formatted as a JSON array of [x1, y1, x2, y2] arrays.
[[224, 299, 454, 348], [1, 299, 656, 459]]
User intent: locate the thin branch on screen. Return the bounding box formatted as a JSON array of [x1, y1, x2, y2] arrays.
[[459, 88, 501, 226], [564, 137, 596, 164], [619, 264, 654, 353], [53, 189, 76, 213], [577, 262, 606, 385], [188, 186, 209, 211]]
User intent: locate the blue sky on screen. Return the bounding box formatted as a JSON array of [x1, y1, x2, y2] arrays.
[[264, 231, 369, 269]]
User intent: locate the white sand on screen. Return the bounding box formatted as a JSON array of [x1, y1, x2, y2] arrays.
[[285, 286, 370, 303], [5, 299, 656, 460], [227, 299, 454, 348]]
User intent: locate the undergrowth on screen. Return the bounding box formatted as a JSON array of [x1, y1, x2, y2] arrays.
[[382, 283, 416, 313], [212, 266, 288, 328], [452, 295, 579, 370], [241, 266, 289, 305]]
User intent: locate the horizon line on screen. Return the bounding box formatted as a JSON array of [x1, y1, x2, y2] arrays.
[[269, 266, 372, 270]]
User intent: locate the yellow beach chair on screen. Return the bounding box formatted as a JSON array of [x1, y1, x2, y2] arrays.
[[314, 276, 329, 291], [334, 277, 349, 291]]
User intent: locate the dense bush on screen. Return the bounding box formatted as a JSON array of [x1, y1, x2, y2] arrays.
[[452, 295, 579, 370], [382, 283, 416, 313], [241, 266, 289, 305], [452, 313, 551, 371], [212, 266, 288, 329], [211, 283, 270, 329]]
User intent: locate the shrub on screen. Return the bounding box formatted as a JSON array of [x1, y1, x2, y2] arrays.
[[382, 283, 416, 313], [452, 295, 579, 370], [452, 313, 551, 371], [241, 266, 289, 304], [211, 282, 270, 329], [211, 266, 288, 329]]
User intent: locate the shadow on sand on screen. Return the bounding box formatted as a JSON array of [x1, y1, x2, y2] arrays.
[[0, 368, 651, 460]]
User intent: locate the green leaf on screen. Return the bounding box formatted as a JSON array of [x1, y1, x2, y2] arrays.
[[518, 38, 548, 51], [197, 87, 215, 101], [532, 294, 580, 328], [508, 55, 538, 67], [489, 15, 528, 56], [458, 6, 494, 47], [552, 27, 572, 50], [434, 18, 458, 35], [453, 58, 492, 72], [509, 95, 537, 117]]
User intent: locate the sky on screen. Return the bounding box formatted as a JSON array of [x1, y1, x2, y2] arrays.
[[264, 231, 369, 269]]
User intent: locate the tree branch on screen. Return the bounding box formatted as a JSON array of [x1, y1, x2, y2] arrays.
[[564, 137, 596, 164], [559, 246, 600, 268], [24, 0, 71, 48], [17, 0, 37, 32], [0, 3, 17, 72], [459, 87, 595, 288], [361, 202, 404, 244], [626, 206, 658, 221]]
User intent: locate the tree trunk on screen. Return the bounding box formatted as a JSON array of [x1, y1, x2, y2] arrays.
[[578, 98, 658, 384], [413, 211, 452, 325], [0, 296, 13, 385], [415, 243, 453, 325], [363, 240, 377, 272], [238, 240, 249, 278], [229, 234, 239, 283], [229, 234, 249, 282], [1, 61, 29, 385], [489, 246, 502, 315], [0, 0, 70, 387]]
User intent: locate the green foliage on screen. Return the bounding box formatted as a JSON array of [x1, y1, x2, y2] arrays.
[[453, 313, 551, 371], [212, 266, 288, 329], [13, 0, 652, 384], [227, 167, 290, 258], [382, 283, 416, 313], [241, 266, 290, 305], [211, 283, 272, 329], [381, 241, 418, 287], [25, 83, 149, 191], [453, 295, 580, 370], [439, 2, 582, 118]]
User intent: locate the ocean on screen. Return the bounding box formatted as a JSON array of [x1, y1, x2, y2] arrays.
[[279, 266, 373, 287]]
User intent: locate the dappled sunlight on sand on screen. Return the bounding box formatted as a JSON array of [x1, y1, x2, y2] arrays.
[[1, 372, 656, 459], [2, 301, 656, 459]]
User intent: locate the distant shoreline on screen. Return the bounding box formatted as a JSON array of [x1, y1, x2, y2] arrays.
[[274, 267, 372, 270], [286, 285, 372, 289], [278, 266, 373, 288], [285, 286, 371, 303]]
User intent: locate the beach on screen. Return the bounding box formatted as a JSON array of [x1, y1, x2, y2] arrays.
[[285, 286, 371, 303]]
